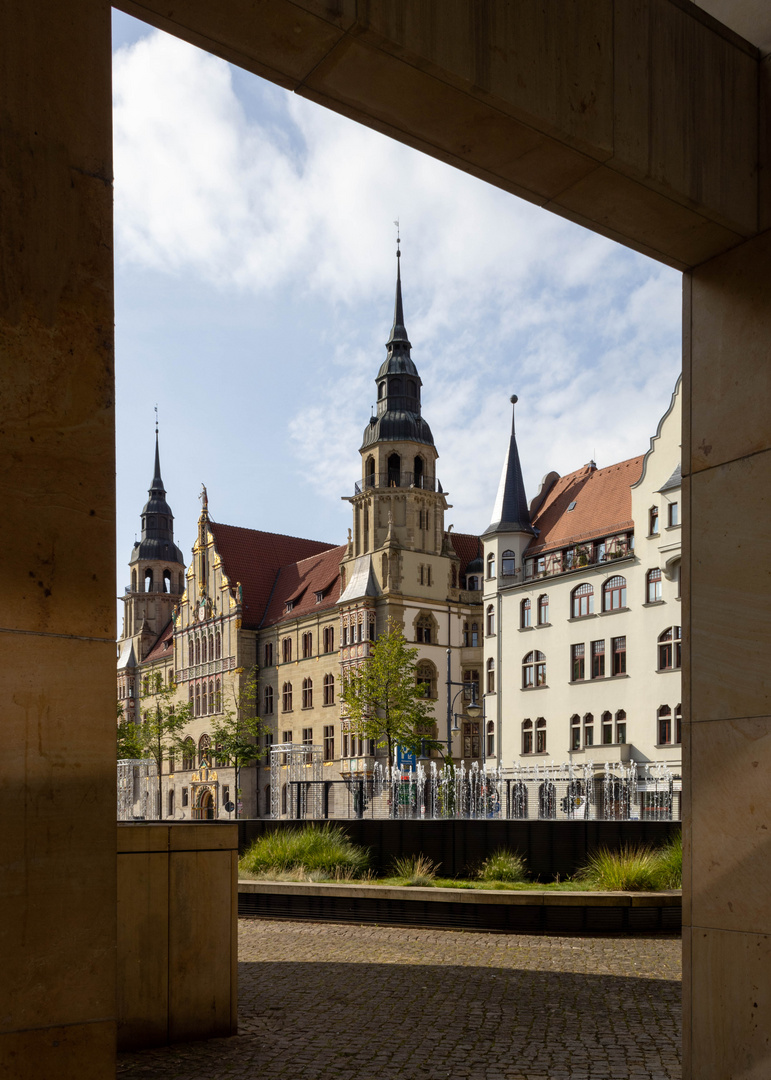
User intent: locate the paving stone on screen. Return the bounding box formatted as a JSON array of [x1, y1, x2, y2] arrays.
[[117, 919, 681, 1080]]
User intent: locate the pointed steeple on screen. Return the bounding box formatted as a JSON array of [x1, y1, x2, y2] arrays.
[[150, 425, 165, 496], [361, 238, 434, 450], [483, 395, 536, 537], [131, 422, 185, 565]]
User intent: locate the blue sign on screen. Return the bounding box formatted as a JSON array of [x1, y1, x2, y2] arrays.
[[396, 746, 417, 770]]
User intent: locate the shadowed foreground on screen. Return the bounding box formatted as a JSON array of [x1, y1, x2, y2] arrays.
[[118, 919, 681, 1080]]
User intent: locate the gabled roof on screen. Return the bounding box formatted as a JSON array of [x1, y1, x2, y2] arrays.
[[143, 619, 174, 664], [208, 522, 337, 630], [449, 532, 482, 577], [339, 554, 380, 604], [526, 455, 644, 556], [261, 544, 347, 628]]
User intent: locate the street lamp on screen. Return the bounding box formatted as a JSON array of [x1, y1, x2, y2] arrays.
[[445, 648, 481, 759]]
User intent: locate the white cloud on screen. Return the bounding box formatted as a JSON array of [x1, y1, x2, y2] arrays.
[[113, 27, 682, 542]]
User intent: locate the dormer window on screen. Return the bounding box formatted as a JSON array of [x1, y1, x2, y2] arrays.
[[285, 600, 294, 614], [315, 590, 324, 603]]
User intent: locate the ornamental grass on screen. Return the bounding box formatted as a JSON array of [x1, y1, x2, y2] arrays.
[[239, 824, 370, 879], [389, 853, 439, 886], [477, 848, 529, 884]]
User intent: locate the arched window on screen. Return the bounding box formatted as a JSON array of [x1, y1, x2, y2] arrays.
[[535, 717, 546, 754], [144, 568, 153, 593], [416, 662, 436, 699], [198, 734, 210, 767], [583, 712, 594, 747], [485, 720, 495, 757], [511, 780, 528, 818], [602, 710, 613, 744], [188, 685, 193, 709], [571, 583, 594, 618], [467, 575, 479, 591], [486, 658, 495, 693], [131, 569, 137, 591], [486, 552, 496, 579], [201, 635, 208, 663], [522, 718, 533, 754], [413, 455, 424, 487], [195, 638, 201, 665], [302, 678, 313, 708], [539, 780, 556, 819], [520, 598, 531, 628], [675, 704, 682, 744], [209, 679, 215, 713], [195, 685, 201, 716], [163, 568, 171, 593], [537, 594, 549, 625], [658, 626, 682, 670], [649, 505, 659, 535], [323, 626, 334, 653], [264, 642, 273, 667], [646, 568, 662, 603], [201, 681, 208, 715], [215, 630, 221, 659], [387, 452, 401, 487], [182, 738, 195, 771], [603, 575, 627, 611], [416, 614, 434, 644], [264, 685, 274, 714], [389, 377, 402, 396], [570, 714, 581, 750], [215, 678, 221, 713], [323, 673, 335, 706], [522, 650, 546, 688], [501, 550, 516, 576], [658, 704, 672, 744], [282, 637, 292, 663], [486, 604, 495, 636], [282, 682, 293, 712], [470, 622, 479, 647], [365, 456, 375, 487], [208, 633, 214, 659], [615, 709, 627, 743], [188, 638, 194, 666], [302, 632, 313, 659]]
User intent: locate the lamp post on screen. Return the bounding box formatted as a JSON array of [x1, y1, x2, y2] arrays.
[[445, 647, 482, 760]]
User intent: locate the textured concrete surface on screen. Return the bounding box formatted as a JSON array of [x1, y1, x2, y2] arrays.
[[117, 918, 681, 1079]]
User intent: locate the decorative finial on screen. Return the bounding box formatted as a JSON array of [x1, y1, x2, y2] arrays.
[[510, 394, 518, 405], [393, 218, 400, 257], [155, 404, 159, 434]]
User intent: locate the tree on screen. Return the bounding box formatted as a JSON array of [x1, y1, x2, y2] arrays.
[[134, 672, 193, 819], [340, 620, 443, 772], [209, 665, 267, 817], [116, 700, 144, 760]]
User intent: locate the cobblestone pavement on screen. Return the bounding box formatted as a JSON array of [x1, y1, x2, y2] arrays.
[[117, 919, 681, 1080]]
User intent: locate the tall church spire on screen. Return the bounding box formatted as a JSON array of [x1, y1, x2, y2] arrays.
[[361, 239, 434, 450], [483, 395, 536, 537], [131, 425, 184, 564]]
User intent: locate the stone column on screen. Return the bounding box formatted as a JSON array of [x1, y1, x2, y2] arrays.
[[682, 227, 771, 1079], [0, 1, 117, 1075]]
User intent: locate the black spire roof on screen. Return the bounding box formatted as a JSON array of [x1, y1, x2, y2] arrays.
[[361, 243, 434, 450], [131, 429, 185, 565], [482, 396, 536, 538]]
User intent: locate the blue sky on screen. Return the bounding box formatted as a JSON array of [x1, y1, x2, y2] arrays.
[[112, 11, 682, 624]]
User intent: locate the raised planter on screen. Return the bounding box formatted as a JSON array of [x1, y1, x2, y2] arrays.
[[238, 879, 681, 935]]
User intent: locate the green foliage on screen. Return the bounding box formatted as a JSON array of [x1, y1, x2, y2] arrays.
[[134, 671, 193, 771], [576, 844, 663, 892], [389, 853, 439, 886], [653, 830, 682, 889], [209, 665, 266, 769], [239, 824, 370, 878], [477, 848, 528, 884], [116, 700, 144, 760], [340, 620, 443, 769]]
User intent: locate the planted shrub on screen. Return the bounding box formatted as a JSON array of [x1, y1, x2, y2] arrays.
[[653, 830, 682, 889], [478, 849, 528, 884], [239, 824, 370, 879], [576, 844, 661, 892], [390, 853, 438, 886]]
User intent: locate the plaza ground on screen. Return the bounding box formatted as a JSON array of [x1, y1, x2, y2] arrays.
[[117, 918, 681, 1080]]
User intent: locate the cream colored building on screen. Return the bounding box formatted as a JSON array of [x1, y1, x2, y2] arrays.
[[483, 382, 682, 796], [117, 251, 484, 819]]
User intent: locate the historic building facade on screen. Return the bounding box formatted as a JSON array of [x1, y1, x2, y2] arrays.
[[117, 250, 484, 819], [482, 380, 682, 798]]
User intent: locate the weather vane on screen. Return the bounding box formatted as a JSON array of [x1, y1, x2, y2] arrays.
[[394, 218, 400, 256], [154, 404, 158, 434]]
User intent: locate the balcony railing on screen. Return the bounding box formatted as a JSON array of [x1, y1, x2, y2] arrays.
[[523, 542, 633, 583], [354, 471, 439, 495]]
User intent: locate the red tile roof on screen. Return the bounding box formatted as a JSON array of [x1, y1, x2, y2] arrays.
[[144, 619, 174, 663], [261, 544, 348, 628], [526, 455, 644, 556], [450, 531, 482, 576], [208, 522, 337, 630]]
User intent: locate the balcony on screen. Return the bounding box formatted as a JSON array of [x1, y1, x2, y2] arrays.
[[523, 541, 633, 583], [354, 471, 439, 495]]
